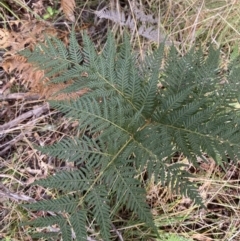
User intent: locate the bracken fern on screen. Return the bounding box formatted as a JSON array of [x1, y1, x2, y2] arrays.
[[20, 31, 240, 240]]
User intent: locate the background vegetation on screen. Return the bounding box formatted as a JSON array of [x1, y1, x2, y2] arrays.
[[0, 0, 240, 240]]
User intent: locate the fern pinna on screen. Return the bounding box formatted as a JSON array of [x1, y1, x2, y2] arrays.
[[21, 31, 240, 240]]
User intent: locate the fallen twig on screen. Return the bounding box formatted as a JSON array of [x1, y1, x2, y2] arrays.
[[0, 183, 35, 202], [0, 103, 49, 136], [0, 93, 40, 100]]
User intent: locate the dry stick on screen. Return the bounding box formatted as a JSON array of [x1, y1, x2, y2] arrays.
[[0, 131, 29, 156], [0, 103, 49, 136], [87, 238, 98, 241], [0, 92, 40, 100], [0, 174, 25, 185], [0, 103, 53, 155], [0, 183, 35, 202], [111, 224, 124, 241]]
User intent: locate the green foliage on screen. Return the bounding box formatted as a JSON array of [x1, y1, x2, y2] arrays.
[[20, 31, 240, 240]]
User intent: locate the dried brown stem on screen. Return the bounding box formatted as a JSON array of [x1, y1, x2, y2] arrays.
[[0, 103, 49, 135], [0, 93, 40, 100]]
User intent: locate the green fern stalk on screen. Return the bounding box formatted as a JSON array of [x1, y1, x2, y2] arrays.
[[20, 31, 240, 240]]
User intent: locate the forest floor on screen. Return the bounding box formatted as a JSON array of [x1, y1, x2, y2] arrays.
[[0, 0, 240, 240]]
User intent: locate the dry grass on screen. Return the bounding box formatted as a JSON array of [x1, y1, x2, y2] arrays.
[[1, 0, 240, 240], [146, 160, 240, 240], [159, 0, 240, 51]]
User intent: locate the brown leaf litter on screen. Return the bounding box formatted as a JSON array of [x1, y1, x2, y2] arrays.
[[0, 20, 88, 101], [61, 0, 76, 22]]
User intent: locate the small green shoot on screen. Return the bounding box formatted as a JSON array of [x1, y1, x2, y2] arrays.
[[43, 6, 59, 20]]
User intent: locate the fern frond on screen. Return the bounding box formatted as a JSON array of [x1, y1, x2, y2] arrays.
[[167, 164, 202, 206], [101, 32, 117, 85], [25, 38, 69, 77], [82, 33, 98, 69], [37, 136, 109, 166], [21, 30, 240, 240], [161, 86, 195, 114], [69, 30, 83, 64], [70, 211, 88, 241], [59, 219, 72, 241], [85, 185, 111, 241], [34, 169, 92, 191], [23, 215, 65, 228], [106, 165, 155, 226], [23, 195, 79, 213], [94, 3, 166, 43]]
